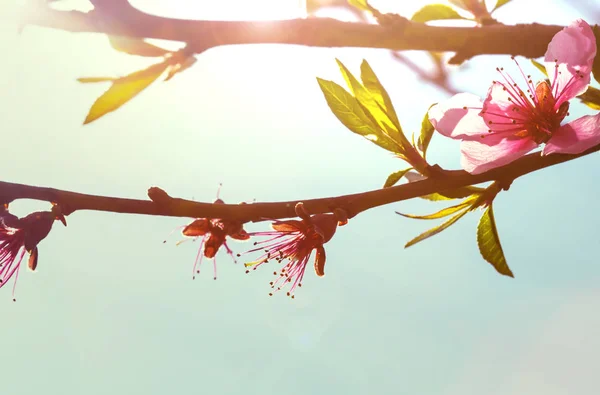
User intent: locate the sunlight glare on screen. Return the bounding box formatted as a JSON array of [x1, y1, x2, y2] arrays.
[[130, 0, 307, 21]]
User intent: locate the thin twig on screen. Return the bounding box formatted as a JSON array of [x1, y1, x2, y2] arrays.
[[2, 144, 598, 223]]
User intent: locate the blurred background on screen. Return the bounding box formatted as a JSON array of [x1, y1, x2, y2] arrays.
[[1, 1, 599, 394]]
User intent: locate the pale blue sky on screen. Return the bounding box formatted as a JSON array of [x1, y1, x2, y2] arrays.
[[1, 1, 599, 394]]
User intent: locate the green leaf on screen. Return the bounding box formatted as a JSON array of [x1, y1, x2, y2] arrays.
[[336, 60, 401, 135], [305, 0, 320, 14], [77, 77, 117, 83], [317, 77, 402, 152], [404, 207, 471, 248], [404, 171, 484, 200], [477, 205, 513, 277], [383, 168, 412, 188], [317, 77, 393, 148], [578, 85, 600, 110], [332, 59, 414, 155], [108, 36, 171, 57], [411, 4, 467, 23], [164, 56, 197, 81], [530, 59, 548, 77], [419, 187, 484, 201], [447, 0, 470, 11], [397, 200, 473, 220], [417, 104, 436, 158], [83, 61, 169, 125], [347, 0, 370, 12], [492, 0, 513, 12], [592, 25, 600, 85], [418, 193, 455, 201], [360, 60, 401, 129]]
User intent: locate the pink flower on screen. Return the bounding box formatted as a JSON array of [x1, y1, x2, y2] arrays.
[[429, 19, 599, 174], [242, 202, 344, 298], [1, 210, 58, 301]]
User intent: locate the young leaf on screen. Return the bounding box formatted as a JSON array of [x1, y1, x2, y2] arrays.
[[418, 193, 455, 201], [347, 0, 370, 12], [447, 0, 468, 10], [491, 0, 513, 12], [333, 60, 415, 156], [360, 60, 400, 129], [411, 4, 467, 23], [530, 59, 548, 77], [417, 104, 436, 158], [403, 171, 485, 200], [397, 200, 473, 220], [317, 77, 400, 152], [383, 168, 412, 188], [578, 86, 600, 110], [108, 36, 171, 57], [404, 207, 471, 248], [77, 77, 117, 83], [419, 187, 484, 201], [164, 56, 197, 81], [477, 205, 513, 277], [336, 60, 402, 135], [83, 61, 169, 125]]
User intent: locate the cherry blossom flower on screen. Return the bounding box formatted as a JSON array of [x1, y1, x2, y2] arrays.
[[1, 210, 61, 300], [168, 194, 249, 280], [429, 19, 599, 174], [242, 202, 346, 298]]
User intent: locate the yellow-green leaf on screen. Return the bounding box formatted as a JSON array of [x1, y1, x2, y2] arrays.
[[164, 56, 197, 81], [419, 187, 484, 201], [579, 85, 600, 110], [418, 192, 455, 201], [77, 77, 117, 83], [405, 207, 470, 248], [477, 205, 513, 277], [347, 0, 370, 12], [383, 168, 412, 188], [305, 0, 320, 14], [492, 0, 513, 12], [108, 36, 171, 57], [447, 0, 466, 10], [333, 60, 412, 154], [396, 199, 474, 220], [336, 60, 400, 134], [317, 77, 401, 153], [417, 104, 436, 158], [412, 4, 467, 23], [530, 59, 548, 77], [360, 60, 401, 129], [404, 171, 484, 200], [83, 61, 169, 125]]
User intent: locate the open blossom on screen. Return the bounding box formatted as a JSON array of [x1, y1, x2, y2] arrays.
[[242, 202, 346, 298], [429, 19, 599, 174], [171, 196, 249, 280], [1, 210, 58, 300]]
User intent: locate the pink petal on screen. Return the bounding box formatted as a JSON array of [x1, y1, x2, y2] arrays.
[[544, 19, 597, 105], [272, 220, 304, 232], [404, 171, 425, 183], [543, 113, 600, 155], [460, 135, 538, 174], [428, 93, 488, 139], [481, 82, 531, 136]]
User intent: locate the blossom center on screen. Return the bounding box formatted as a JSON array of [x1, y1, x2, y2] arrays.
[[518, 81, 570, 144], [482, 61, 572, 145]]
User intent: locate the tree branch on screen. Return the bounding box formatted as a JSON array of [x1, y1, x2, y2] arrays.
[[22, 5, 564, 59], [2, 143, 598, 223]]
